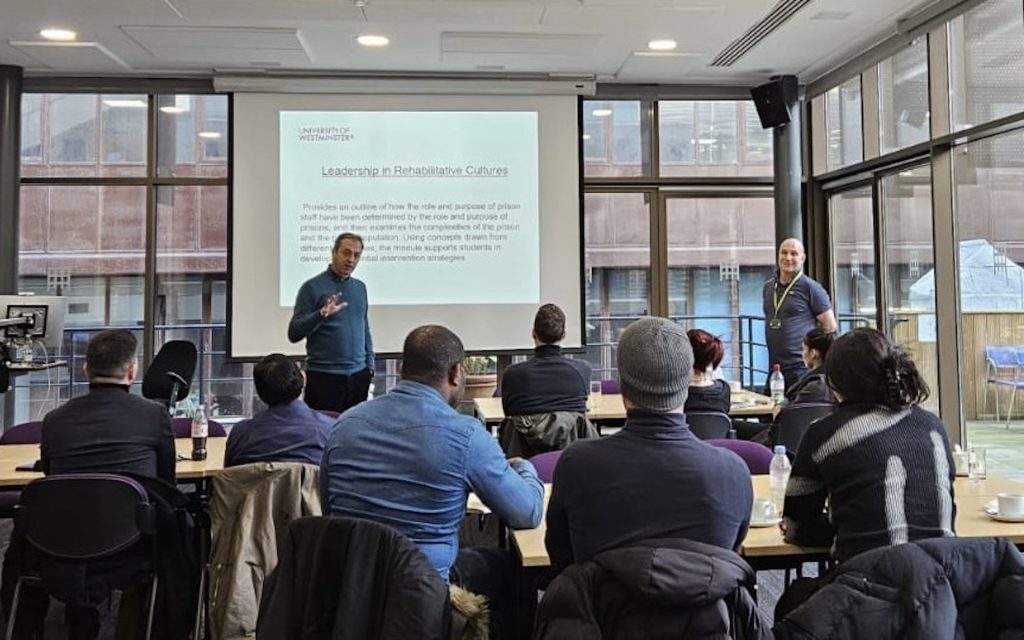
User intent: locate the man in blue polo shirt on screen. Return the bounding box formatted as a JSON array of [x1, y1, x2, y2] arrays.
[[288, 232, 374, 414], [762, 238, 838, 390], [224, 353, 332, 467]]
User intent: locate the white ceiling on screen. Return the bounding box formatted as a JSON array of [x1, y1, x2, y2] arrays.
[[0, 0, 938, 85]]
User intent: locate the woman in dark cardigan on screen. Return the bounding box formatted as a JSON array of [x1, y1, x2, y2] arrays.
[[774, 328, 835, 415], [684, 329, 730, 414]]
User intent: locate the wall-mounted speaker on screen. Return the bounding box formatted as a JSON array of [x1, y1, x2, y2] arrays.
[[750, 75, 798, 129]]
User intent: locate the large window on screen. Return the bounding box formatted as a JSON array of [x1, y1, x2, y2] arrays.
[[949, 0, 1024, 132], [830, 186, 877, 330], [583, 192, 650, 381], [954, 131, 1024, 455], [582, 100, 647, 178], [13, 92, 236, 423], [665, 196, 774, 386], [658, 101, 773, 177], [881, 165, 938, 414], [878, 39, 930, 154], [826, 77, 864, 170]]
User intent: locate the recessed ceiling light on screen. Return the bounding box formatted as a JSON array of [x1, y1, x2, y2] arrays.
[[591, 108, 612, 117], [160, 106, 187, 114], [198, 131, 222, 139], [40, 28, 77, 41], [103, 99, 147, 108], [357, 34, 389, 47], [647, 39, 677, 51], [582, 134, 592, 140]]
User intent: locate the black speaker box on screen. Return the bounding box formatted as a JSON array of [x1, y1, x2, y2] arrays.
[[751, 76, 798, 129]]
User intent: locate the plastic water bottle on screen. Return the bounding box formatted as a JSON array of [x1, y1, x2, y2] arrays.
[[769, 364, 785, 405], [769, 445, 791, 512], [191, 404, 208, 461]]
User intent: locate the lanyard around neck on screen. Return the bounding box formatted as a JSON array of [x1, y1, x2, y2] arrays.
[[772, 272, 803, 319]]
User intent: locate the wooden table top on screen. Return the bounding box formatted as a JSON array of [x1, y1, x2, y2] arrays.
[[509, 474, 1024, 567], [0, 437, 227, 487], [475, 389, 774, 424]]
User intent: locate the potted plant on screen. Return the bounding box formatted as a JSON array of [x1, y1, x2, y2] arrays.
[[462, 355, 498, 400]]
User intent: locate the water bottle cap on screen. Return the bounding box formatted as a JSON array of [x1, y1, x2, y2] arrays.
[[774, 445, 787, 455], [772, 364, 781, 372]]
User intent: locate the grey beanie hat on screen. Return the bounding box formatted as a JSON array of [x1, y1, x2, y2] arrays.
[[617, 317, 694, 412]]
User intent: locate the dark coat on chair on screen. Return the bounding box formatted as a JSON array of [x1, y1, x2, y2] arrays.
[[257, 516, 452, 640], [774, 537, 1024, 640], [533, 538, 771, 640], [499, 412, 598, 459]]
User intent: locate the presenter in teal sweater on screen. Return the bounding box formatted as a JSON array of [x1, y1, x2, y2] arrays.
[[288, 232, 375, 414]]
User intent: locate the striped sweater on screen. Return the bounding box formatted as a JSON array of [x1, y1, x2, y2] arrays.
[[782, 403, 956, 561]]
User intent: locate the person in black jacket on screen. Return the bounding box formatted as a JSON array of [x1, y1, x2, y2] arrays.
[[500, 303, 592, 416], [684, 328, 731, 414], [4, 330, 177, 639], [41, 330, 175, 483], [772, 327, 834, 416]]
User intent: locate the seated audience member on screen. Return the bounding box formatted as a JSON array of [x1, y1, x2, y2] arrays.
[[684, 329, 730, 414], [224, 353, 332, 467], [42, 329, 175, 482], [499, 304, 597, 457], [782, 327, 955, 561], [501, 303, 591, 415], [6, 330, 181, 639], [321, 325, 543, 636], [773, 328, 835, 416], [545, 317, 752, 573]]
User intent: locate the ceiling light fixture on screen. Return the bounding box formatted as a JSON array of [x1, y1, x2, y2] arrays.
[[40, 28, 77, 41], [582, 134, 592, 140], [198, 131, 222, 139], [357, 34, 389, 47], [591, 108, 612, 117], [103, 99, 147, 108], [160, 106, 187, 114], [647, 39, 677, 51]]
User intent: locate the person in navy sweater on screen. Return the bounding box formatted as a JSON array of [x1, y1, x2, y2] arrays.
[[288, 232, 375, 414], [224, 353, 333, 467]]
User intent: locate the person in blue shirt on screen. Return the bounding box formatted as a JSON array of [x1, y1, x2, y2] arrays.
[[322, 325, 543, 637], [288, 232, 374, 414], [224, 353, 332, 467]]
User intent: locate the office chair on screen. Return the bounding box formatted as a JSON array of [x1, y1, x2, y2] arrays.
[[6, 474, 160, 640], [685, 411, 734, 440]]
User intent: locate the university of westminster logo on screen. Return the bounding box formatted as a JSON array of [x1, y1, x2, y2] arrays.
[[297, 126, 354, 142]]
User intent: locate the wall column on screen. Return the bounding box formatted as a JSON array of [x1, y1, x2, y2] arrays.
[[0, 65, 22, 295], [772, 76, 802, 244]]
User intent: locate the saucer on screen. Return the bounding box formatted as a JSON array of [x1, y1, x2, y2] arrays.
[[984, 500, 1024, 523], [749, 517, 782, 528]]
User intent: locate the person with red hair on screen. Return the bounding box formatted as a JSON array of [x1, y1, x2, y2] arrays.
[[684, 329, 730, 414]]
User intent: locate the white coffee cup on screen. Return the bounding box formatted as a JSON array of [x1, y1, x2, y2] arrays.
[[997, 493, 1024, 518], [952, 451, 969, 476], [751, 498, 778, 523]]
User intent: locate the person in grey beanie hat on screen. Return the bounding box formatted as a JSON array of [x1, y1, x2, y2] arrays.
[[618, 317, 694, 412], [544, 316, 753, 576]]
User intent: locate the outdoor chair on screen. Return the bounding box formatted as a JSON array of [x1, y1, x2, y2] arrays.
[[985, 346, 1024, 428]]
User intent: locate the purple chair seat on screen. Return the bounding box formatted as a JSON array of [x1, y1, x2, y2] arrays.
[[528, 450, 562, 483], [0, 421, 43, 445], [600, 380, 620, 395], [705, 439, 774, 475]]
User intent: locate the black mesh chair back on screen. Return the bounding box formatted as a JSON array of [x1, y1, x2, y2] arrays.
[[685, 411, 733, 440], [7, 474, 159, 640], [772, 403, 835, 456], [142, 340, 198, 408]]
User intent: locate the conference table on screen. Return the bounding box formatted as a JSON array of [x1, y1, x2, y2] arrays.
[[0, 437, 228, 487], [474, 388, 775, 426], [503, 474, 1024, 637]]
